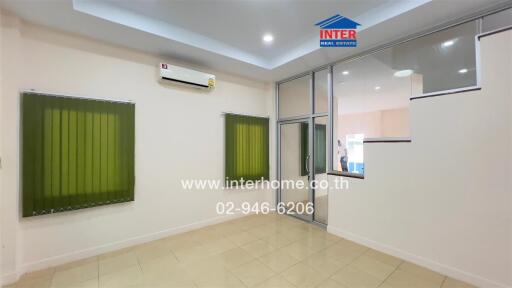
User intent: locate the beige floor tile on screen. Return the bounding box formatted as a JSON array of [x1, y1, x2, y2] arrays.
[[226, 231, 259, 246], [231, 259, 275, 287], [164, 233, 203, 252], [7, 214, 461, 288], [323, 243, 367, 266], [281, 242, 321, 260], [19, 267, 56, 282], [98, 247, 134, 261], [194, 269, 246, 288], [98, 250, 139, 276], [51, 262, 98, 288], [335, 239, 369, 254], [281, 262, 330, 288], [55, 257, 98, 272], [363, 249, 402, 268], [142, 260, 195, 287], [258, 249, 300, 272], [384, 269, 442, 288], [253, 275, 296, 288], [99, 265, 144, 288], [315, 278, 348, 288], [180, 256, 227, 279], [378, 283, 395, 288], [331, 266, 383, 288], [320, 233, 343, 244], [260, 233, 296, 248], [134, 240, 173, 265], [280, 227, 309, 241], [139, 253, 180, 275], [247, 224, 280, 239], [53, 278, 98, 288], [398, 262, 445, 285], [16, 276, 53, 288], [296, 234, 335, 250], [215, 247, 255, 270], [348, 254, 396, 280], [173, 244, 211, 263], [302, 251, 346, 276], [442, 277, 476, 288], [214, 222, 243, 235], [202, 237, 237, 255], [241, 240, 277, 258]]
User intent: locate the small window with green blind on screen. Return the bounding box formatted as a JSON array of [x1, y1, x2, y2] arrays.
[[22, 93, 135, 217], [225, 114, 269, 186]]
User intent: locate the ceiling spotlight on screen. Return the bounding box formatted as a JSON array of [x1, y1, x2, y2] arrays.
[[374, 86, 381, 91], [458, 68, 468, 74], [442, 40, 455, 48], [393, 69, 414, 77], [262, 34, 274, 44], [342, 71, 349, 75]]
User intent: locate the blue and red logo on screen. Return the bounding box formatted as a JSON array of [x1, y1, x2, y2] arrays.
[[316, 14, 361, 47]]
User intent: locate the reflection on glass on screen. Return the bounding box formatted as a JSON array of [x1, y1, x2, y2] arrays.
[[278, 75, 311, 119], [314, 69, 328, 113], [346, 134, 364, 174]]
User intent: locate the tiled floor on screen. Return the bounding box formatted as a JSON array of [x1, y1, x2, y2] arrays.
[[5, 214, 476, 288]]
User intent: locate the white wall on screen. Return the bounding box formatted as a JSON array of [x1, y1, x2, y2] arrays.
[[328, 30, 512, 288], [1, 12, 274, 284]]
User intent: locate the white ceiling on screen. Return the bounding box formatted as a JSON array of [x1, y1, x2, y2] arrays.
[[0, 0, 510, 82]]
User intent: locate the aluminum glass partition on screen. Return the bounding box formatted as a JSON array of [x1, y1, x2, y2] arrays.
[[276, 5, 511, 223], [331, 20, 478, 177]]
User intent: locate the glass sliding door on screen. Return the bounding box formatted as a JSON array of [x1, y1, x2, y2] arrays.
[[279, 119, 312, 222], [277, 68, 330, 226]]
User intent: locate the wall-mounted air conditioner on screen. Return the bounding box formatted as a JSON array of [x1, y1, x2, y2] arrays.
[[159, 63, 215, 89]]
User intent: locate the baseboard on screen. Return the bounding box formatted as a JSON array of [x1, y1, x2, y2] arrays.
[[1, 212, 247, 286], [327, 225, 510, 288]]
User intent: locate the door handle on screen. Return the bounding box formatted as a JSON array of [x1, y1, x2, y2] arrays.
[[305, 154, 310, 174]]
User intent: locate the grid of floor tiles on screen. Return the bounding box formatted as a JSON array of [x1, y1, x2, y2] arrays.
[[5, 214, 476, 288]]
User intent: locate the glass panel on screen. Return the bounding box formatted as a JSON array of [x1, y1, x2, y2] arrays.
[[394, 20, 478, 93], [482, 8, 512, 32], [278, 75, 311, 119], [313, 116, 328, 225], [314, 69, 328, 113], [280, 121, 311, 220], [331, 20, 477, 175]]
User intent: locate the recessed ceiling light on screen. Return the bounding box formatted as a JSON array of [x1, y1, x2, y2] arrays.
[[442, 40, 455, 48], [458, 68, 468, 74], [342, 70, 349, 75], [393, 69, 414, 77], [263, 34, 274, 44], [374, 86, 381, 90]]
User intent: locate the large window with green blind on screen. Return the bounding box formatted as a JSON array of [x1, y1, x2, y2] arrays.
[[225, 114, 269, 185], [22, 93, 135, 217]]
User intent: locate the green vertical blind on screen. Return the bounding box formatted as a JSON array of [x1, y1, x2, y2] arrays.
[[22, 93, 135, 217], [300, 123, 326, 176], [225, 114, 269, 184]]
